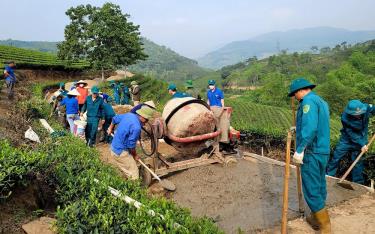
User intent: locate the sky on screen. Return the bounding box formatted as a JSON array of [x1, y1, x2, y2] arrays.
[[1, 0, 375, 58]]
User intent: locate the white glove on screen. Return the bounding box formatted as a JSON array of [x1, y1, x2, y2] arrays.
[[361, 145, 369, 153], [290, 126, 296, 132], [293, 151, 304, 164]]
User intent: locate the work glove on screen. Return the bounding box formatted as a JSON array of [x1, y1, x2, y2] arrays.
[[361, 145, 369, 153], [290, 126, 296, 132], [293, 151, 304, 164]]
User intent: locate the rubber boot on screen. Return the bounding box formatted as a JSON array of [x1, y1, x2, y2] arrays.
[[314, 208, 331, 234], [306, 214, 320, 231]]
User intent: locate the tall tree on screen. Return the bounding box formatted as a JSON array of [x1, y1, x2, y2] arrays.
[[58, 3, 147, 79]]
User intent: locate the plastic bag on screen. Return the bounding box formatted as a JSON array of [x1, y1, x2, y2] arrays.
[[25, 127, 41, 143]]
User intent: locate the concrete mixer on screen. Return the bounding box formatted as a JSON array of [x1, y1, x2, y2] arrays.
[[140, 97, 240, 186]]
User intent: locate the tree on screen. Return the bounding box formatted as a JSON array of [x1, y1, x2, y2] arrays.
[[311, 46, 319, 54], [58, 3, 147, 79], [320, 47, 331, 54]]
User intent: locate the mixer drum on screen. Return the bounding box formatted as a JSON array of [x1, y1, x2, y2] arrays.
[[162, 97, 216, 155]]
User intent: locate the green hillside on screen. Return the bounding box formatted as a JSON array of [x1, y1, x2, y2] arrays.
[[200, 39, 375, 116], [0, 45, 89, 70], [0, 39, 58, 53], [226, 98, 341, 145], [129, 38, 211, 83], [0, 39, 211, 83]]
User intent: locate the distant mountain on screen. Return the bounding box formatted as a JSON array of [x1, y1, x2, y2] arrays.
[[197, 27, 375, 69], [129, 38, 210, 82], [0, 39, 58, 53]]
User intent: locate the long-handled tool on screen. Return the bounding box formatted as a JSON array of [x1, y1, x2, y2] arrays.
[[281, 130, 292, 234], [337, 133, 375, 190], [138, 159, 176, 191], [291, 97, 304, 214]]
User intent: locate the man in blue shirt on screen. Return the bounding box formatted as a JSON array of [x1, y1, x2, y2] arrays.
[[207, 80, 224, 107], [288, 78, 331, 233], [3, 61, 16, 99], [206, 80, 231, 151], [168, 83, 190, 98], [60, 89, 80, 134], [327, 100, 375, 184], [107, 106, 154, 180]]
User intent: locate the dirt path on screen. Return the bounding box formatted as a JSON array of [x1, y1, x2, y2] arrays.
[[266, 194, 375, 233]]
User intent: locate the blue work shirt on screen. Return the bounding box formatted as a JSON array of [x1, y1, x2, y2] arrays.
[[4, 65, 16, 83], [172, 91, 191, 99], [207, 88, 224, 107], [111, 113, 142, 155], [296, 92, 330, 154], [103, 102, 116, 119], [81, 95, 104, 119], [60, 97, 79, 114], [340, 103, 375, 147]]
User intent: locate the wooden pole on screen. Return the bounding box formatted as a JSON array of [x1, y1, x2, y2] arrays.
[[291, 97, 304, 214], [281, 130, 292, 234]]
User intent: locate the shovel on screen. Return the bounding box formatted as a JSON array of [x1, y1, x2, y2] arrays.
[[337, 134, 375, 190], [137, 159, 176, 191]]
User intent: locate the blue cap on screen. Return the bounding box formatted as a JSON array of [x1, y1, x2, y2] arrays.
[[288, 78, 316, 97], [168, 83, 177, 90], [208, 80, 216, 85], [345, 100, 367, 115]]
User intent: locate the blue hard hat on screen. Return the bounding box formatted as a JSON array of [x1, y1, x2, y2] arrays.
[[288, 78, 316, 97], [168, 83, 177, 90], [91, 86, 100, 94], [208, 80, 216, 85], [345, 100, 367, 115]]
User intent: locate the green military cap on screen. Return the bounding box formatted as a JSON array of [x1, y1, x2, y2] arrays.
[[91, 86, 100, 94], [136, 106, 154, 120], [288, 78, 316, 97], [345, 100, 367, 115]]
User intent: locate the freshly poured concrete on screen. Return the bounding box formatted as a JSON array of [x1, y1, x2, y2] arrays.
[[169, 158, 368, 233]]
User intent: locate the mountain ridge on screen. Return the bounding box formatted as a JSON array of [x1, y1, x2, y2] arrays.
[[197, 27, 375, 69]]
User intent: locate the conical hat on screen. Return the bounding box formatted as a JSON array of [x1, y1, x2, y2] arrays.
[[67, 89, 81, 96], [76, 80, 88, 86], [144, 100, 156, 109]]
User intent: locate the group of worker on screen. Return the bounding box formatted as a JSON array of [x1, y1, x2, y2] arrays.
[[48, 74, 373, 233], [289, 78, 374, 233], [109, 80, 140, 106], [106, 78, 230, 180], [50, 79, 144, 147]]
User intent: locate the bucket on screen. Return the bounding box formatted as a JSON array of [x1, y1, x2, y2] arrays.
[[74, 120, 87, 138]]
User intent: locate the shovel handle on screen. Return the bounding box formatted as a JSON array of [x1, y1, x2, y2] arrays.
[[339, 134, 375, 183], [281, 130, 292, 234], [138, 159, 161, 182]]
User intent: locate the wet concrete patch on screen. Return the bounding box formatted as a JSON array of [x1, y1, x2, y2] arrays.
[[169, 158, 368, 233]]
